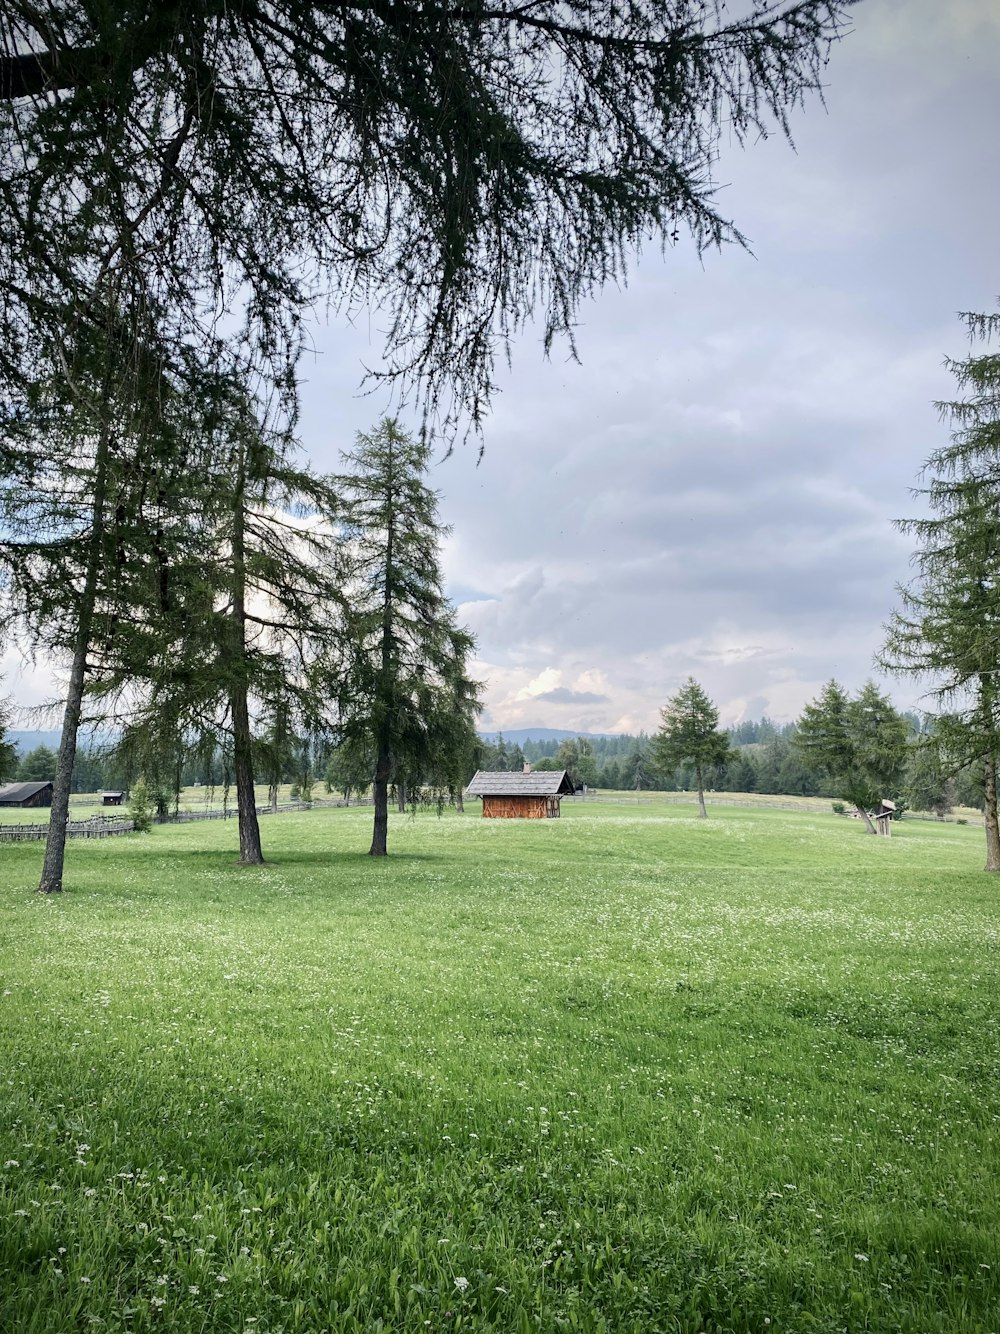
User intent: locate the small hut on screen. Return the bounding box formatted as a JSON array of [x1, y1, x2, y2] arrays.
[[465, 769, 575, 819], [0, 780, 54, 808], [101, 791, 126, 806], [874, 798, 896, 836]]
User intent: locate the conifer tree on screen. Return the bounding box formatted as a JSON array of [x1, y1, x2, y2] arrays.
[[0, 694, 18, 781], [652, 678, 729, 817], [16, 746, 59, 783], [880, 307, 1000, 869], [0, 295, 197, 891], [332, 419, 480, 856], [89, 369, 343, 867], [795, 680, 908, 832]]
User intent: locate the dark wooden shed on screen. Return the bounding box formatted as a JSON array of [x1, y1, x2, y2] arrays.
[[101, 791, 126, 806], [465, 769, 575, 819], [0, 780, 54, 808]]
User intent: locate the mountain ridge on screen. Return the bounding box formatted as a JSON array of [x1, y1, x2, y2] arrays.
[[478, 727, 623, 744]]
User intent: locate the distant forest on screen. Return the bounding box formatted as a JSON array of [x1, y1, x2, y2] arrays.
[[6, 710, 983, 814], [474, 713, 984, 811]]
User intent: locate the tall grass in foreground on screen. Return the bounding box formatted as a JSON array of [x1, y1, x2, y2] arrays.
[[1, 805, 998, 1332]]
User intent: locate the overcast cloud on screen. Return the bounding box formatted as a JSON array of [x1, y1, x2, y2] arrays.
[[5, 0, 999, 734]]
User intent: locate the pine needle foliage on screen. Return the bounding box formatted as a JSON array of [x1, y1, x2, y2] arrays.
[[652, 676, 729, 817], [0, 1, 857, 430], [0, 293, 216, 891], [87, 369, 344, 868], [795, 680, 908, 833], [332, 419, 480, 856], [880, 307, 1000, 869]]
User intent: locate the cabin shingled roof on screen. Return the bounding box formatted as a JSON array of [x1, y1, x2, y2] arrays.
[[0, 780, 54, 803], [465, 769, 575, 797]]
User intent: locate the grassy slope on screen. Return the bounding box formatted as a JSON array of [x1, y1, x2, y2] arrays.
[[1, 805, 998, 1333]]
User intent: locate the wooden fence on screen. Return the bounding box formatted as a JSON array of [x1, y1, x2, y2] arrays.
[[0, 801, 314, 844], [0, 814, 135, 843], [163, 801, 313, 824]]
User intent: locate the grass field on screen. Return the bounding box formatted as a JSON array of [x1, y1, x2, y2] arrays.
[[1, 804, 998, 1332]]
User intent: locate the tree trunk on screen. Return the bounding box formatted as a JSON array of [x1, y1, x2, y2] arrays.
[[38, 419, 113, 894], [696, 765, 707, 818], [369, 455, 395, 857], [397, 779, 407, 813], [984, 751, 1000, 872], [370, 743, 390, 856], [38, 630, 88, 893], [857, 806, 877, 835], [229, 438, 263, 865], [232, 684, 264, 864], [268, 779, 278, 813], [456, 787, 464, 814]]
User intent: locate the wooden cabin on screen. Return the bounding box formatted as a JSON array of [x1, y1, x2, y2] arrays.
[[465, 769, 575, 819], [101, 791, 126, 806], [0, 780, 54, 808]]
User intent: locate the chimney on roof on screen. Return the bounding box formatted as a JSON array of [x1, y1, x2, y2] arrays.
[[523, 762, 532, 774]]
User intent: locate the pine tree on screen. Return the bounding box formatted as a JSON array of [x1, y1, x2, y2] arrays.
[[15, 745, 58, 783], [494, 734, 510, 772], [652, 678, 730, 817], [127, 777, 155, 834], [332, 419, 480, 856], [880, 306, 1000, 868], [795, 681, 908, 832]]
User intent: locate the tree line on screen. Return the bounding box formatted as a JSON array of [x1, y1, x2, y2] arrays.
[[469, 693, 983, 815]]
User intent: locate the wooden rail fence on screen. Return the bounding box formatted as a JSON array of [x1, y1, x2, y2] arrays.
[[0, 801, 314, 844]]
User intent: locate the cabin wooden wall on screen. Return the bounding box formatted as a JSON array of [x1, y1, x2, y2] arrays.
[[481, 795, 561, 819]]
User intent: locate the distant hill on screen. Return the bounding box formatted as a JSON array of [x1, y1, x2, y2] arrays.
[[8, 730, 63, 755], [478, 727, 618, 744], [8, 724, 620, 755], [8, 729, 106, 755]]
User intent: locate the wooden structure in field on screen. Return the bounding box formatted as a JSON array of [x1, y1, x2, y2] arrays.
[[874, 798, 896, 837], [465, 769, 575, 819], [0, 780, 54, 808]]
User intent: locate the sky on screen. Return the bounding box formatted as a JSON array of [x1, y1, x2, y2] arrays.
[[4, 0, 999, 736]]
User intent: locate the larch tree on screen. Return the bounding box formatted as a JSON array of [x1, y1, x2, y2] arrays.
[[795, 680, 908, 833], [332, 419, 481, 857], [0, 694, 17, 781], [652, 677, 730, 817], [88, 369, 344, 868], [880, 307, 1000, 870], [1, 1, 858, 437], [0, 296, 199, 892]]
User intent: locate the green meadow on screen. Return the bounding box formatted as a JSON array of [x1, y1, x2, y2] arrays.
[[1, 804, 998, 1333]]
